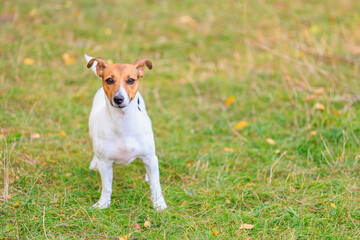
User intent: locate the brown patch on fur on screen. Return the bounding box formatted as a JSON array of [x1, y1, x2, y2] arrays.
[[87, 57, 152, 104], [133, 58, 152, 78], [87, 58, 108, 78]]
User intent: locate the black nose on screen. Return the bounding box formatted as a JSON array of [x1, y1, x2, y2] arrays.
[[113, 95, 124, 105]]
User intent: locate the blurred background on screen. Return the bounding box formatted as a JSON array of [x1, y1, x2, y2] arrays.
[[1, 0, 360, 238]]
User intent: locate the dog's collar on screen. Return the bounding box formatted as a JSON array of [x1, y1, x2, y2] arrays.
[[137, 97, 142, 112]]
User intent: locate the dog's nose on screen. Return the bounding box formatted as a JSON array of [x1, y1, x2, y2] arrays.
[[114, 95, 124, 105]]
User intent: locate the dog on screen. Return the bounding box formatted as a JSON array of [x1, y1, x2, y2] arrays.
[[84, 54, 167, 210]]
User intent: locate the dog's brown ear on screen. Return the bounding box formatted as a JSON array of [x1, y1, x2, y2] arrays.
[[87, 58, 108, 78], [133, 58, 152, 78]]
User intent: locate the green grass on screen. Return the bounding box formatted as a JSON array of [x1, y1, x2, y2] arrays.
[[1, 0, 360, 239]]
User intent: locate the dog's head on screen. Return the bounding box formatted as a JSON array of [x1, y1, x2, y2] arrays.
[[86, 56, 152, 108]]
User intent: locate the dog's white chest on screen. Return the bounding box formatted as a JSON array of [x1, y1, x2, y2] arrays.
[[107, 134, 143, 164]]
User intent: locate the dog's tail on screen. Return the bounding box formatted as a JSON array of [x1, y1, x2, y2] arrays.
[[84, 54, 98, 77]]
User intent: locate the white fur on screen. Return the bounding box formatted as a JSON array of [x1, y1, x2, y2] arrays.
[[85, 54, 167, 210]]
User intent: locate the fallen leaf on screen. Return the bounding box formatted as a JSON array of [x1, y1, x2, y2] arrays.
[[333, 110, 340, 116], [31, 133, 41, 139], [314, 102, 325, 111], [104, 28, 112, 35], [303, 95, 317, 102], [239, 223, 254, 230], [0, 134, 4, 139], [78, 197, 87, 200], [314, 87, 325, 95], [48, 132, 53, 136], [210, 229, 219, 236], [7, 194, 12, 199], [107, 59, 113, 64], [310, 131, 317, 136], [62, 53, 75, 65], [144, 221, 151, 228], [266, 138, 276, 145], [299, 51, 306, 58], [225, 198, 231, 204], [178, 15, 197, 26], [73, 9, 80, 17], [29, 8, 37, 17], [331, 203, 336, 209], [24, 58, 34, 65], [234, 121, 249, 130], [275, 149, 280, 153], [59, 222, 69, 227], [224, 96, 235, 107], [309, 24, 320, 34], [59, 130, 66, 136], [13, 202, 20, 208], [133, 223, 140, 229], [118, 234, 131, 240], [64, 1, 73, 8], [222, 147, 234, 153]]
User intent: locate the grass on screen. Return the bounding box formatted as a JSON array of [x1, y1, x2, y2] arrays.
[[1, 0, 360, 239]]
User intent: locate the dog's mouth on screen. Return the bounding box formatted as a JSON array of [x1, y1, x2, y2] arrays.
[[112, 103, 127, 109]]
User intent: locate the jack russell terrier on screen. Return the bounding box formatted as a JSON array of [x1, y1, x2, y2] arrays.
[[84, 54, 167, 210]]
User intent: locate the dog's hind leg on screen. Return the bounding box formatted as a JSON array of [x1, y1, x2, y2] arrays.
[[89, 155, 98, 170]]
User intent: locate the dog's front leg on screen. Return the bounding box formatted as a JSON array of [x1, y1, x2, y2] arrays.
[[142, 155, 167, 211], [93, 160, 113, 209]]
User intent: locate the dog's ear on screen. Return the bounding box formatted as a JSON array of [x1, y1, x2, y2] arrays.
[[87, 57, 108, 79], [133, 58, 152, 78]]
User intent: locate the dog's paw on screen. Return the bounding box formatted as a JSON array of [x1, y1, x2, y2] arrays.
[[153, 197, 167, 211], [92, 199, 111, 209], [144, 174, 149, 182]]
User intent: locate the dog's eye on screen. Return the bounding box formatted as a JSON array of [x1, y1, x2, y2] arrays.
[[105, 78, 114, 85], [126, 78, 135, 85]]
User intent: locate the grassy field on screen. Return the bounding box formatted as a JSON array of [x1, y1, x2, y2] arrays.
[[1, 0, 360, 239]]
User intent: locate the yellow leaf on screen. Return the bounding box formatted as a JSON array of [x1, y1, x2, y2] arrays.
[[104, 28, 112, 35], [178, 15, 197, 26], [118, 234, 131, 240], [59, 130, 66, 136], [222, 147, 234, 153], [78, 197, 87, 200], [266, 138, 276, 145], [314, 103, 325, 111], [144, 221, 151, 228], [299, 51, 306, 58], [0, 134, 4, 138], [24, 58, 34, 65], [224, 96, 235, 107], [29, 8, 37, 17], [234, 121, 249, 130], [331, 203, 336, 209], [62, 53, 75, 65], [65, 1, 73, 8], [239, 223, 254, 230], [309, 24, 320, 34], [333, 110, 340, 116], [31, 133, 41, 139], [310, 131, 317, 136], [13, 202, 20, 208], [210, 229, 219, 236]]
